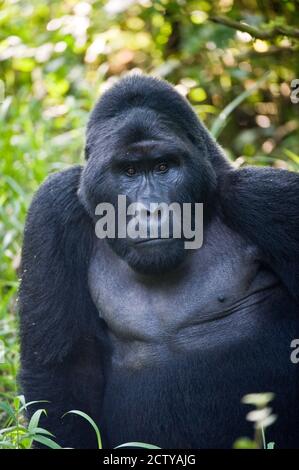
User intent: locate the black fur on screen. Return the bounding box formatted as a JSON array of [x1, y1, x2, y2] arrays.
[[219, 167, 299, 302], [19, 75, 299, 449]]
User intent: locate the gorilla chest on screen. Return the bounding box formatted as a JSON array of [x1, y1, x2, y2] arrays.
[[88, 219, 278, 366]]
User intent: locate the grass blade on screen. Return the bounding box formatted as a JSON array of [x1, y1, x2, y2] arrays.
[[115, 442, 161, 449], [31, 435, 62, 449], [63, 410, 102, 449]]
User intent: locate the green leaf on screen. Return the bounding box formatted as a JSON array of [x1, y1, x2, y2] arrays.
[[284, 149, 299, 165], [27, 409, 47, 434], [63, 410, 102, 449], [0, 440, 14, 448], [0, 425, 27, 434], [115, 442, 161, 449], [0, 402, 16, 422], [29, 427, 55, 437], [31, 435, 62, 449], [19, 400, 49, 413], [233, 437, 258, 449]]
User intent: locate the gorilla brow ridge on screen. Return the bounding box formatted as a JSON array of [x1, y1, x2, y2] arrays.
[[87, 74, 202, 136]]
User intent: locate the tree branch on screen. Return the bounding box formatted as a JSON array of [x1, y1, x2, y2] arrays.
[[236, 46, 299, 60], [210, 15, 299, 40]]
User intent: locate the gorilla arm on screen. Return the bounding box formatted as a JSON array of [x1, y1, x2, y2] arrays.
[[19, 167, 106, 448], [219, 167, 299, 302]]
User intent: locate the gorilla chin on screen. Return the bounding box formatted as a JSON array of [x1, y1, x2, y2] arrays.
[[108, 237, 187, 275]]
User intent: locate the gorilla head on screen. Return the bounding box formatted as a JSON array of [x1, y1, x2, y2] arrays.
[[79, 75, 224, 274]]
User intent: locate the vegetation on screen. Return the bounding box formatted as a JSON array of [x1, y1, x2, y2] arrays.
[[0, 393, 274, 449], [0, 0, 298, 448]]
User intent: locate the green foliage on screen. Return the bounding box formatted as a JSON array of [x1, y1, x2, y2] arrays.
[[0, 394, 276, 449], [0, 0, 298, 443], [0, 398, 160, 449], [234, 393, 277, 449], [0, 395, 61, 449], [64, 411, 161, 449]]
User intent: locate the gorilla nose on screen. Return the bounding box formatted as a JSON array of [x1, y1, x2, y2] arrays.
[[130, 201, 173, 241], [138, 204, 163, 222]]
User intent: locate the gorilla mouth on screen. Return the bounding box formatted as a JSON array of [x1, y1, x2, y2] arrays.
[[133, 237, 175, 245]]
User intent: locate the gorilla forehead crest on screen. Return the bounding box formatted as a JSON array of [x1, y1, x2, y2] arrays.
[[85, 74, 205, 159]]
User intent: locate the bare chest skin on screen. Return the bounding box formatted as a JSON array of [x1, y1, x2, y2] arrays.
[[88, 217, 279, 368]]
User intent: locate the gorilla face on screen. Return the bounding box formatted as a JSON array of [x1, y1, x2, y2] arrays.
[[106, 133, 189, 275], [79, 85, 217, 275]]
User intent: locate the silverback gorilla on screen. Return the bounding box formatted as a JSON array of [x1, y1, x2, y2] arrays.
[[20, 74, 299, 449]]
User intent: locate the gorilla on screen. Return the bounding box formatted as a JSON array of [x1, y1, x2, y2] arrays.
[[19, 74, 299, 449]]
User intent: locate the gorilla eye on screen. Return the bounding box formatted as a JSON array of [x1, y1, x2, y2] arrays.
[[156, 162, 169, 173], [125, 166, 137, 176]]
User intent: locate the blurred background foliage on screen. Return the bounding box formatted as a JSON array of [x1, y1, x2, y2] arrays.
[[0, 0, 299, 414]]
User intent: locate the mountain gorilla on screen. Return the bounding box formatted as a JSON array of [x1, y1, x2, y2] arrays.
[[20, 74, 299, 449]]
